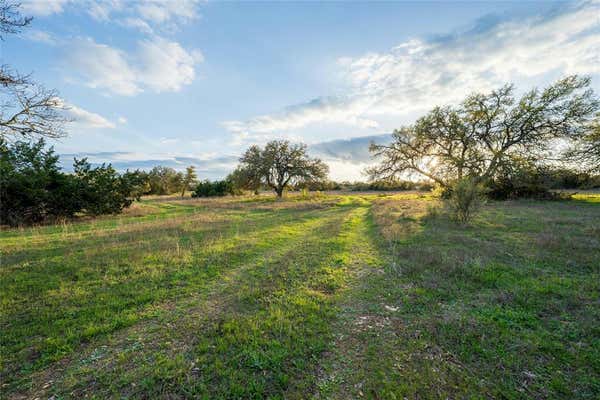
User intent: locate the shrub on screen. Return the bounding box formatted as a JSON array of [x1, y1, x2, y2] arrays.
[[0, 139, 142, 226], [446, 178, 486, 224], [1, 139, 79, 225], [73, 158, 138, 216], [192, 180, 234, 197]]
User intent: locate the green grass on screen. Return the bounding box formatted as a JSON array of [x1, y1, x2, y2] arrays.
[[1, 193, 599, 399]]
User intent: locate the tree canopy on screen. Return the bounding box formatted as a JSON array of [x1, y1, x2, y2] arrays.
[[369, 76, 600, 188], [235, 140, 329, 197], [567, 117, 600, 173]]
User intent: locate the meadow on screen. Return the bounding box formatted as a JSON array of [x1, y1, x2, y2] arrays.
[[1, 193, 599, 399]]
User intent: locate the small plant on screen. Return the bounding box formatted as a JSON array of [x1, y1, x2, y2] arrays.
[[446, 177, 486, 224]]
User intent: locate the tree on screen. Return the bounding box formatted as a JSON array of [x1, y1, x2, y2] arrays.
[[181, 165, 197, 197], [228, 166, 261, 194], [0, 0, 32, 38], [0, 1, 67, 140], [0, 138, 79, 225], [145, 166, 184, 195], [73, 159, 138, 216], [369, 76, 599, 189], [0, 139, 142, 226], [236, 140, 329, 198]]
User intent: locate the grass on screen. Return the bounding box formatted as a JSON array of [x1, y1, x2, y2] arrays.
[[1, 193, 599, 399]]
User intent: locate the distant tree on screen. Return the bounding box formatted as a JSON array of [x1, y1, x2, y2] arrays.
[[236, 140, 329, 198], [369, 76, 599, 189], [146, 166, 184, 195], [181, 165, 197, 197], [121, 169, 150, 200], [228, 166, 261, 194], [0, 0, 67, 140]]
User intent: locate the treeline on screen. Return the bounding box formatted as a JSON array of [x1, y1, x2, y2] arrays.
[[297, 179, 434, 192], [0, 141, 205, 226], [137, 166, 197, 196], [188, 177, 434, 197], [488, 165, 600, 200]]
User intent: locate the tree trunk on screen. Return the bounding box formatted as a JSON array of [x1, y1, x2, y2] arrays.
[[275, 187, 284, 198]]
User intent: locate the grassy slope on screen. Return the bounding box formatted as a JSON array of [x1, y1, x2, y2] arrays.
[[1, 193, 599, 399]]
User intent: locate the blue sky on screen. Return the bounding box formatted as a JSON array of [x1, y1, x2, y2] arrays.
[[7, 0, 600, 180]]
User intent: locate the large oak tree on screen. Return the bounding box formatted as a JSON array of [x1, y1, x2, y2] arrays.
[[236, 140, 328, 197], [369, 76, 599, 188]]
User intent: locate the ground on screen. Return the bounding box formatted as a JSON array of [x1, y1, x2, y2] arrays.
[[1, 193, 599, 399]]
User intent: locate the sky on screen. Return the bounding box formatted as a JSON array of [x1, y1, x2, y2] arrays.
[[5, 0, 600, 180]]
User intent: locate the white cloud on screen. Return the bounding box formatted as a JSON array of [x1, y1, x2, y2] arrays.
[[68, 38, 141, 96], [120, 17, 154, 34], [136, 37, 203, 92], [118, 116, 128, 124], [224, 1, 600, 139], [23, 0, 201, 32], [57, 99, 116, 129], [66, 36, 203, 95], [22, 0, 71, 16], [136, 0, 199, 24], [159, 137, 179, 145], [22, 29, 57, 45], [222, 96, 379, 143], [87, 0, 124, 21]]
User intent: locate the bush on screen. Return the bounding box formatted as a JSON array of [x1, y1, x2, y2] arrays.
[[192, 180, 234, 197], [73, 158, 138, 216], [0, 139, 142, 226], [1, 139, 77, 225], [446, 178, 486, 224]]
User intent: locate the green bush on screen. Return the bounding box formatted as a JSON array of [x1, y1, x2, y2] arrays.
[[446, 178, 486, 224], [485, 164, 590, 200], [192, 180, 234, 197], [0, 139, 142, 226], [73, 158, 138, 216]]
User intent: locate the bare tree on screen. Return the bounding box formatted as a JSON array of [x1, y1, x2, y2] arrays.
[[236, 140, 329, 198], [0, 0, 31, 39], [369, 76, 599, 188], [0, 1, 67, 140]]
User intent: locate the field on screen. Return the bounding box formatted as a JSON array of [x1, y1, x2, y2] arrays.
[[1, 193, 599, 399]]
